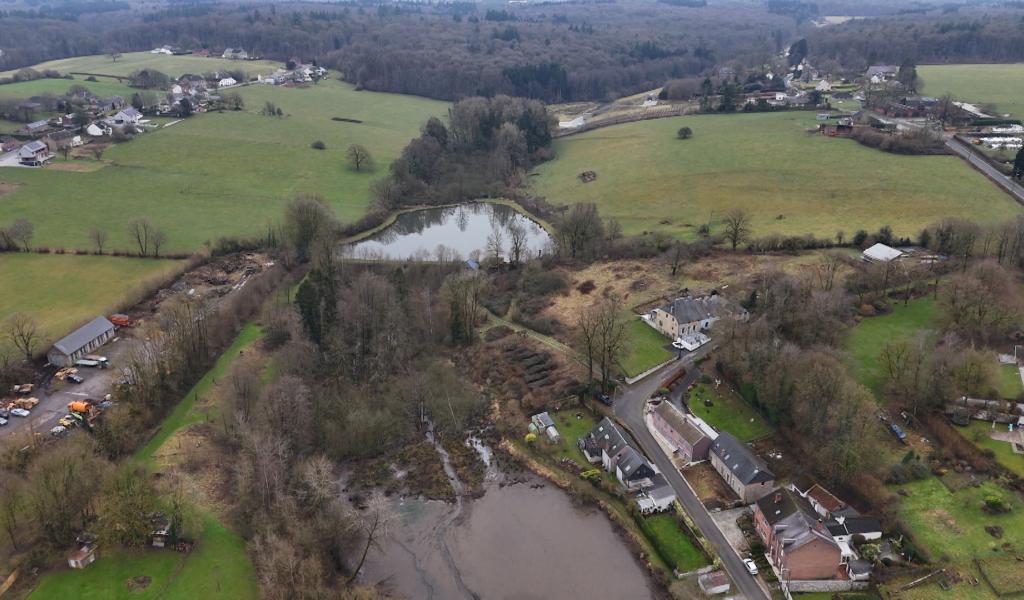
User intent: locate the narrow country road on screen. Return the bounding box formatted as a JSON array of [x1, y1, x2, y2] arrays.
[[613, 348, 771, 600], [945, 137, 1024, 204]]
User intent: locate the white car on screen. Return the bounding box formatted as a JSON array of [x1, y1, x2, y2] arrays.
[[671, 340, 686, 350], [0, 417, 6, 426], [743, 558, 759, 576], [10, 408, 30, 418]]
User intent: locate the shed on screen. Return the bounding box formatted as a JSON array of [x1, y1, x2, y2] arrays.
[[862, 243, 903, 263], [698, 570, 730, 595], [48, 316, 116, 367], [67, 545, 97, 569]]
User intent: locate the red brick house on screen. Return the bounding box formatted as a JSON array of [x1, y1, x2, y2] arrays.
[[753, 489, 842, 580]]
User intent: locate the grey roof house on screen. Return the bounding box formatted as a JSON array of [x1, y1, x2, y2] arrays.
[[47, 316, 116, 367], [647, 293, 747, 341], [708, 432, 775, 503]]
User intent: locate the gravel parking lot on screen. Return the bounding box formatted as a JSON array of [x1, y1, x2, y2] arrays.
[[3, 333, 137, 439]]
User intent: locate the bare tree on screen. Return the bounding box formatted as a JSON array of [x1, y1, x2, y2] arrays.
[[556, 203, 604, 260], [485, 224, 504, 264], [721, 208, 751, 251], [575, 306, 600, 389], [507, 221, 528, 266], [345, 494, 396, 585], [582, 298, 627, 392], [127, 217, 153, 257], [283, 194, 337, 263], [0, 476, 24, 550], [346, 144, 374, 172], [4, 313, 41, 360], [90, 145, 105, 161], [88, 227, 108, 254], [151, 228, 168, 257], [109, 51, 122, 62], [666, 242, 687, 277], [8, 219, 33, 252], [814, 251, 843, 291]]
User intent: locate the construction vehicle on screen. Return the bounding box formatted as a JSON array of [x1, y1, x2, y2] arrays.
[[55, 367, 80, 381], [67, 400, 101, 429], [108, 314, 134, 327]]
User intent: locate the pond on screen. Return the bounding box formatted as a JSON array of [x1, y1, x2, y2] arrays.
[[343, 202, 552, 262]]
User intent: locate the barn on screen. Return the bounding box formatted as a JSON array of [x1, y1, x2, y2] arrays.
[[47, 316, 116, 367]]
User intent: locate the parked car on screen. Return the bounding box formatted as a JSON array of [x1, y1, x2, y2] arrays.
[[0, 407, 9, 419], [50, 425, 68, 437], [10, 408, 30, 418], [66, 373, 84, 384], [743, 558, 758, 576], [0, 417, 7, 426], [671, 340, 686, 350], [59, 415, 77, 428], [594, 392, 613, 407]]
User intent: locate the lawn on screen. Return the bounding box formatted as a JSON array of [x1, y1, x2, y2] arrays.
[[621, 318, 675, 378], [688, 382, 772, 442], [1, 51, 281, 80], [0, 77, 135, 102], [0, 79, 446, 253], [847, 298, 939, 400], [27, 515, 257, 600], [998, 364, 1023, 400], [134, 323, 264, 466], [893, 475, 1024, 562], [641, 513, 707, 572], [531, 112, 1021, 241], [0, 253, 184, 355], [959, 420, 1024, 479], [919, 64, 1024, 119]]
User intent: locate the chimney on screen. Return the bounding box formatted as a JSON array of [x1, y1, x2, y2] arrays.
[[774, 492, 782, 504], [816, 518, 824, 531]]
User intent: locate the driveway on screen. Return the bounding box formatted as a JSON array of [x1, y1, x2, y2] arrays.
[[710, 506, 751, 554], [3, 334, 135, 438], [0, 150, 29, 168], [614, 347, 771, 600]]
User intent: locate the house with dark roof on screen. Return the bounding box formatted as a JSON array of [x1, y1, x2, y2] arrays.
[[708, 432, 774, 503], [22, 119, 51, 136], [753, 488, 842, 580], [650, 401, 712, 463], [578, 417, 665, 492], [647, 293, 747, 342], [865, 65, 899, 83], [615, 446, 657, 490], [637, 474, 676, 514], [47, 316, 116, 367]]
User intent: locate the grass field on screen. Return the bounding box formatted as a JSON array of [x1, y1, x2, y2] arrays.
[[642, 513, 707, 572], [919, 64, 1024, 119], [27, 515, 257, 600], [893, 475, 1024, 562], [621, 318, 675, 378], [998, 364, 1024, 400], [532, 112, 1021, 240], [1, 51, 281, 80], [847, 298, 938, 399], [960, 420, 1024, 478], [0, 77, 135, 102], [0, 253, 183, 355], [0, 79, 446, 253], [688, 382, 772, 442]]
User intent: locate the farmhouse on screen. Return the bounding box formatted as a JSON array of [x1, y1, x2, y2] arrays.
[[47, 316, 116, 368], [650, 401, 713, 463], [815, 80, 832, 92], [86, 123, 109, 137], [22, 119, 51, 136], [862, 242, 903, 263], [753, 488, 843, 580], [647, 294, 746, 341], [865, 65, 899, 83], [113, 108, 143, 126], [17, 140, 52, 166], [579, 417, 671, 498], [45, 130, 83, 150], [100, 96, 126, 111], [222, 48, 250, 60], [219, 77, 238, 88], [708, 432, 774, 503]]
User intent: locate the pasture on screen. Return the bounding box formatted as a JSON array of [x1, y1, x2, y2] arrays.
[[0, 79, 446, 252], [846, 298, 939, 400], [1, 51, 281, 81], [688, 382, 772, 442], [621, 318, 675, 378], [0, 253, 183, 355], [919, 64, 1024, 119], [0, 77, 136, 102], [531, 112, 1021, 240]]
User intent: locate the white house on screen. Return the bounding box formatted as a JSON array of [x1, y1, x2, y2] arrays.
[[218, 77, 238, 88], [862, 243, 903, 263], [815, 80, 832, 92], [113, 108, 143, 126], [151, 46, 173, 55], [86, 123, 109, 137], [17, 140, 52, 166], [647, 294, 747, 340]]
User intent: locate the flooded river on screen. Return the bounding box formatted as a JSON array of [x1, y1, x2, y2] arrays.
[[362, 436, 655, 599], [343, 202, 552, 262]]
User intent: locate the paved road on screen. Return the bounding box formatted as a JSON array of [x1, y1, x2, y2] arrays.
[[945, 137, 1024, 204], [614, 349, 770, 600]]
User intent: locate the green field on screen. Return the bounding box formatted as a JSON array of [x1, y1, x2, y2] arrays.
[[532, 112, 1021, 240], [998, 364, 1024, 400], [960, 420, 1024, 478], [847, 298, 938, 399], [893, 475, 1024, 562], [0, 77, 135, 102], [688, 382, 772, 442], [621, 318, 675, 378], [1, 51, 281, 81], [0, 79, 446, 252], [28, 515, 257, 600], [919, 64, 1024, 119], [0, 253, 183, 355], [641, 513, 707, 572]]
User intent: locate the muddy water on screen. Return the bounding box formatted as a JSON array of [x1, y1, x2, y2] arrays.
[[362, 457, 655, 599]]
